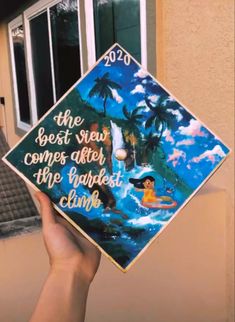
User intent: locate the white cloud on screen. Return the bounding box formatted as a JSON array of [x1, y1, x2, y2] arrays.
[[167, 108, 183, 122], [178, 119, 206, 137], [137, 100, 146, 107], [134, 69, 148, 78], [131, 84, 145, 94], [163, 129, 175, 145], [137, 100, 150, 112], [142, 79, 148, 84], [148, 95, 159, 103], [167, 148, 186, 167], [191, 145, 226, 164], [176, 139, 195, 147], [111, 89, 123, 104], [167, 96, 176, 102]]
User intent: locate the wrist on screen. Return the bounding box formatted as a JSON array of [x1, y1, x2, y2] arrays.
[[50, 260, 92, 288]]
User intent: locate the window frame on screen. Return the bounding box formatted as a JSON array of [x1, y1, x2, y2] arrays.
[[24, 0, 83, 125], [8, 0, 151, 134], [8, 15, 32, 132], [84, 0, 147, 69]]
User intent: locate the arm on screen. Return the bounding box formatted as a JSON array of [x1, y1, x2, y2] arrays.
[[135, 188, 144, 192], [30, 192, 101, 322]]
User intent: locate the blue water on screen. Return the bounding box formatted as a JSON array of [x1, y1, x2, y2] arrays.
[[54, 145, 186, 269]]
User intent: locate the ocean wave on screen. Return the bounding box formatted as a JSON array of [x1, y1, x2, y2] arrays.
[[128, 216, 166, 227]]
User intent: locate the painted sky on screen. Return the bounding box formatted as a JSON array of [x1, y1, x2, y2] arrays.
[[76, 45, 230, 189]]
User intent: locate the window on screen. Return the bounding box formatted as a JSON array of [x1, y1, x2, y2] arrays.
[[25, 0, 82, 120], [50, 2, 81, 100], [85, 0, 147, 68], [27, 0, 81, 118], [30, 11, 55, 118], [93, 0, 141, 62], [9, 0, 154, 133], [9, 18, 31, 131]]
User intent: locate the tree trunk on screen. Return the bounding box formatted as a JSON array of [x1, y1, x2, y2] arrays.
[[103, 96, 107, 116]]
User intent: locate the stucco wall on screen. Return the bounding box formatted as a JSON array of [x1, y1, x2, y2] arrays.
[[157, 0, 234, 202], [0, 1, 234, 321], [156, 1, 234, 320]]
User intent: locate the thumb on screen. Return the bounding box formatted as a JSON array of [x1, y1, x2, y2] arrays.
[[35, 192, 56, 226]]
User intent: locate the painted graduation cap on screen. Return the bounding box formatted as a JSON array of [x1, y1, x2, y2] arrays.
[[2, 43, 231, 272]]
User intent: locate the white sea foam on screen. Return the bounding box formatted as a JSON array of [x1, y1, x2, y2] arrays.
[[129, 193, 148, 210], [128, 216, 166, 226]]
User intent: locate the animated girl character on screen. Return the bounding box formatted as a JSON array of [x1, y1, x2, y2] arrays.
[[129, 175, 177, 209]]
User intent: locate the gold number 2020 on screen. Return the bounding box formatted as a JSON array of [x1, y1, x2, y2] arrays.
[[104, 49, 131, 66]]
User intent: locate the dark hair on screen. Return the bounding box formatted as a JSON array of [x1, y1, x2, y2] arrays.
[[129, 175, 155, 189]]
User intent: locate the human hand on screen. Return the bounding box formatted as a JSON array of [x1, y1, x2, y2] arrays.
[[35, 192, 101, 284]]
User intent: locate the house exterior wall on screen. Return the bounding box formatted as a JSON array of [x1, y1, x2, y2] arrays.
[[157, 0, 234, 204], [0, 23, 21, 146], [156, 1, 234, 320], [0, 1, 234, 321]]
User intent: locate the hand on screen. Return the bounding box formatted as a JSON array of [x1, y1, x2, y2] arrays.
[[35, 192, 101, 284]]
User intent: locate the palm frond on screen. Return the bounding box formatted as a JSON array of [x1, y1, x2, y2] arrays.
[[164, 99, 179, 109], [101, 72, 110, 79], [135, 119, 144, 126], [122, 105, 130, 119], [88, 85, 100, 97], [145, 96, 155, 111], [134, 114, 143, 120], [157, 94, 169, 108], [132, 107, 141, 116], [145, 114, 155, 128], [154, 117, 163, 132]]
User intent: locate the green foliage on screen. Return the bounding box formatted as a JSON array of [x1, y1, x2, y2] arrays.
[[88, 72, 122, 116], [69, 88, 193, 196], [122, 105, 143, 126], [144, 95, 176, 143]]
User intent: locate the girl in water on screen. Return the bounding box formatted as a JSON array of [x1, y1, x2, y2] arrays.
[[129, 175, 177, 209]]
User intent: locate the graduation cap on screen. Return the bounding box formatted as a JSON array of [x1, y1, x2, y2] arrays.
[[2, 44, 230, 272]]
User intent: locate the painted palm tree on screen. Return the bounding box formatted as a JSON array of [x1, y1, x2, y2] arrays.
[[144, 94, 176, 141], [122, 105, 143, 126], [142, 132, 164, 155], [88, 72, 121, 116], [122, 105, 143, 166], [138, 131, 165, 165]]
